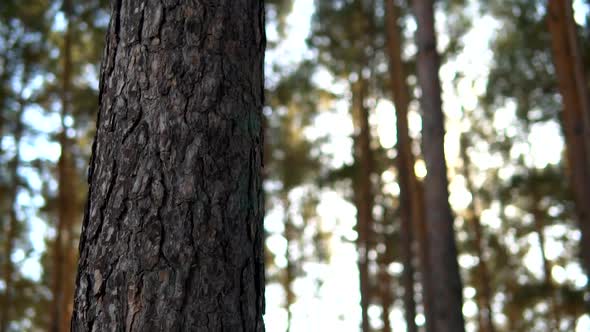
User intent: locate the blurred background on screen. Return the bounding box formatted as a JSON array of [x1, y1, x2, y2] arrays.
[[1, 0, 590, 331]]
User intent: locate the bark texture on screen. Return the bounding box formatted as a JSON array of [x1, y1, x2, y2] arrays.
[[412, 0, 465, 331], [352, 77, 373, 332], [547, 0, 590, 281], [71, 0, 266, 331], [383, 2, 419, 331]]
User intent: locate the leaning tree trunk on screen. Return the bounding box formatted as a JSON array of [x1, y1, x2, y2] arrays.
[[71, 1, 266, 331], [547, 0, 590, 281], [412, 1, 465, 331]]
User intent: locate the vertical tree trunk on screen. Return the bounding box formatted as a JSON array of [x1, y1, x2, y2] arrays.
[[459, 135, 495, 332], [0, 212, 15, 332], [377, 211, 395, 332], [352, 77, 373, 332], [531, 191, 561, 331], [547, 0, 590, 281], [71, 0, 266, 330], [282, 195, 295, 332], [414, 182, 436, 332], [0, 94, 25, 332], [377, 262, 392, 332], [383, 2, 420, 331], [53, 1, 76, 330], [412, 1, 465, 331]]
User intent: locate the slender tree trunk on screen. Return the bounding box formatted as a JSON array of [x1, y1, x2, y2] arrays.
[[547, 0, 590, 280], [377, 262, 392, 332], [352, 77, 373, 332], [383, 2, 421, 331], [0, 211, 16, 332], [0, 95, 25, 332], [377, 212, 395, 332], [459, 135, 495, 332], [53, 1, 76, 330], [71, 1, 266, 330], [531, 192, 561, 331], [412, 1, 465, 331], [282, 195, 295, 332], [414, 181, 436, 332]]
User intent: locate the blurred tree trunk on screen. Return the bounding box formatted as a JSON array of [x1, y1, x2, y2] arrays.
[[0, 95, 24, 332], [459, 135, 495, 332], [282, 195, 295, 332], [71, 0, 266, 330], [547, 0, 590, 281], [531, 190, 561, 331], [414, 181, 435, 331], [383, 1, 420, 331], [377, 207, 395, 332], [52, 0, 77, 330], [412, 0, 465, 331], [352, 76, 373, 332], [377, 257, 392, 332]]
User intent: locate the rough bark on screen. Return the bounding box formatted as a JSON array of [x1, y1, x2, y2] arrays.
[[352, 77, 373, 332], [71, 1, 266, 331], [412, 0, 465, 331], [383, 2, 421, 331], [459, 135, 495, 332], [547, 0, 590, 281]]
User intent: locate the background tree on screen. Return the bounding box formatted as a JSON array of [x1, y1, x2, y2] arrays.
[[412, 0, 466, 330], [384, 1, 420, 331], [547, 0, 590, 280], [0, 2, 50, 330], [309, 1, 381, 330]]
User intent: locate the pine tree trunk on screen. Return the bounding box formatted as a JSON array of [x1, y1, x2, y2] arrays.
[[377, 213, 395, 332], [282, 195, 295, 332], [0, 162, 17, 332], [459, 135, 495, 332], [53, 1, 76, 329], [531, 191, 561, 331], [412, 1, 465, 331], [0, 95, 24, 332], [383, 2, 420, 331], [71, 1, 266, 330], [414, 181, 436, 332], [547, 0, 590, 281], [352, 77, 373, 332], [377, 263, 392, 332]]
